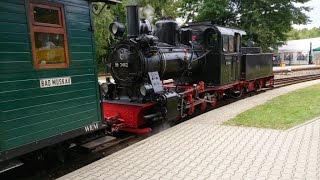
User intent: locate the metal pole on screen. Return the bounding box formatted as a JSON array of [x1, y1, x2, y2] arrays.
[[309, 42, 313, 64]]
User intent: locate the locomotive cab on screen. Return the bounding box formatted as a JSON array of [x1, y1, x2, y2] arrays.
[[183, 22, 246, 86]]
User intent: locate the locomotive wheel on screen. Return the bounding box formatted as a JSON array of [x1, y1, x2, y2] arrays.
[[211, 98, 217, 108], [188, 106, 195, 116], [187, 95, 195, 116], [230, 87, 244, 99], [200, 101, 207, 112]]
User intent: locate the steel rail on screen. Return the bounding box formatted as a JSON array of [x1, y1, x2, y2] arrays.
[[274, 74, 320, 88]]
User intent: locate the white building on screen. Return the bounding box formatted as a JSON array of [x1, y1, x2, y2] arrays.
[[278, 37, 320, 65]]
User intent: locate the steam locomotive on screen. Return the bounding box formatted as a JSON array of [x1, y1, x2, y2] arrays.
[[101, 5, 274, 133]]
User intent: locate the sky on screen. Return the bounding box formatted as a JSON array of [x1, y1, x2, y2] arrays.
[[293, 0, 320, 29]]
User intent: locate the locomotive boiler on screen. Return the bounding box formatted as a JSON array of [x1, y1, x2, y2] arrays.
[[101, 5, 274, 133], [107, 6, 205, 94]]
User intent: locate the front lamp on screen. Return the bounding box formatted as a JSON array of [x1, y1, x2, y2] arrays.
[[140, 84, 154, 96], [109, 22, 125, 37]]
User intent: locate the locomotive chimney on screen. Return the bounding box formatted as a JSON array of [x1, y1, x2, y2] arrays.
[[126, 5, 140, 38]]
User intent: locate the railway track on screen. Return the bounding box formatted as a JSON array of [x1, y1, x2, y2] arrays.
[[274, 74, 320, 88], [273, 66, 320, 74], [2, 74, 320, 180]]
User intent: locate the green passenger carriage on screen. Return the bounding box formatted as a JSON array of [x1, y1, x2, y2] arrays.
[[0, 0, 115, 171]]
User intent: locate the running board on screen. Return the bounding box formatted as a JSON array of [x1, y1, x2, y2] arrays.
[[0, 159, 23, 173], [81, 136, 117, 150]]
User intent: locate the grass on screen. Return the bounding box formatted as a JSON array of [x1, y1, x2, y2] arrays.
[[224, 84, 320, 130]]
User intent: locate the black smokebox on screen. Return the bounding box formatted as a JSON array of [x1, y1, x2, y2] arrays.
[[126, 5, 140, 38]]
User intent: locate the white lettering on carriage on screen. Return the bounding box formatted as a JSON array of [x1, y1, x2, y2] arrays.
[[39, 77, 72, 88], [84, 122, 99, 132]]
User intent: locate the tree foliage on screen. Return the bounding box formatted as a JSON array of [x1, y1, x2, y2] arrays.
[[139, 0, 180, 22], [179, 0, 237, 25], [287, 28, 320, 40], [93, 3, 125, 63], [179, 0, 311, 51]]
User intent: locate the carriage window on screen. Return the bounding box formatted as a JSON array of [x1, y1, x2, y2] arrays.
[[228, 36, 234, 52], [29, 2, 69, 69], [223, 35, 229, 52], [33, 6, 61, 26], [35, 33, 66, 65]]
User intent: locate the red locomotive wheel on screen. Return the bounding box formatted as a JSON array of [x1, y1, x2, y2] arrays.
[[200, 101, 207, 112], [211, 98, 217, 108], [188, 106, 195, 116]]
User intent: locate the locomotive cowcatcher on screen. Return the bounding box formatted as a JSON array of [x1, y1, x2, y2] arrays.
[[101, 5, 274, 134]]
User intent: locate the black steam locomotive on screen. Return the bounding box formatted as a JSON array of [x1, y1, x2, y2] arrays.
[[101, 6, 273, 133]]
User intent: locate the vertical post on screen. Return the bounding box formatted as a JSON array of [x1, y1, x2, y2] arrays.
[[309, 42, 313, 64]]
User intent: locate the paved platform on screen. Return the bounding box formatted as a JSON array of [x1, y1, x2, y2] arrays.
[[58, 80, 320, 180]]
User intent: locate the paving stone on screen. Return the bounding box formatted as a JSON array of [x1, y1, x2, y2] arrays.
[[269, 169, 282, 176], [194, 175, 209, 180], [206, 173, 221, 179], [175, 171, 189, 178], [230, 175, 245, 180], [305, 174, 319, 179], [242, 174, 257, 180], [257, 171, 270, 178], [267, 175, 280, 180], [135, 175, 153, 180]]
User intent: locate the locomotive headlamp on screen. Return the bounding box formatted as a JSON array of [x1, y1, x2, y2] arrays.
[[140, 84, 154, 96], [109, 22, 125, 37]]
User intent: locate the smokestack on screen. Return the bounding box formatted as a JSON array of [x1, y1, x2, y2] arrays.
[[126, 5, 140, 38]]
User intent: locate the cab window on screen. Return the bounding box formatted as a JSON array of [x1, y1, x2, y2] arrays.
[[228, 35, 234, 52], [191, 31, 204, 45], [235, 34, 241, 52], [206, 29, 218, 49], [223, 35, 235, 52], [223, 35, 229, 52]]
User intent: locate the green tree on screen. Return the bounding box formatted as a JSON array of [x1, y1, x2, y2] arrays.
[[287, 27, 320, 40], [139, 0, 181, 22], [198, 0, 237, 25], [178, 0, 201, 23], [286, 28, 301, 40], [93, 3, 126, 64], [179, 0, 311, 51], [239, 0, 310, 51]]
